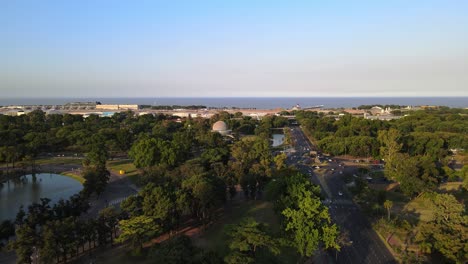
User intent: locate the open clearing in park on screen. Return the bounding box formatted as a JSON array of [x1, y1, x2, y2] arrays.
[[86, 199, 300, 264]]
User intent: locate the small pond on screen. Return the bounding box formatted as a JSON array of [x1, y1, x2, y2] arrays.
[[272, 133, 285, 147], [0, 173, 83, 221]]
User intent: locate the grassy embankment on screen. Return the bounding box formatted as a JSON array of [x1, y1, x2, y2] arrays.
[[61, 171, 85, 184]]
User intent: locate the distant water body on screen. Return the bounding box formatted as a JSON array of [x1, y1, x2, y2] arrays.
[[1, 97, 467, 109]]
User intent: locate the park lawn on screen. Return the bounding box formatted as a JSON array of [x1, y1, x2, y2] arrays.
[[107, 159, 140, 183], [61, 171, 85, 184], [385, 191, 409, 213], [35, 157, 84, 166], [0, 157, 83, 168], [439, 181, 463, 191], [402, 195, 433, 222], [373, 193, 431, 260], [194, 199, 299, 263], [378, 185, 466, 259], [439, 181, 467, 206], [194, 200, 278, 253], [79, 245, 151, 264], [401, 183, 467, 223]]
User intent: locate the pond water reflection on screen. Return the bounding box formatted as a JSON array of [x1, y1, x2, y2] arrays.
[[272, 133, 285, 147], [0, 173, 83, 221]]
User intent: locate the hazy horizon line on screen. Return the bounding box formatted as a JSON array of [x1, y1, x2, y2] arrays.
[[3, 96, 468, 99]]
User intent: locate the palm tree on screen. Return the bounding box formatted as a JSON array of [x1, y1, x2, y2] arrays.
[[383, 200, 393, 221]]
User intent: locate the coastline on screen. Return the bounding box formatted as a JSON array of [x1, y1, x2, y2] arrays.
[[1, 96, 467, 109]]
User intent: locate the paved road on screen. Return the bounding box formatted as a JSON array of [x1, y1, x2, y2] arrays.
[[287, 126, 396, 264], [84, 171, 139, 218]]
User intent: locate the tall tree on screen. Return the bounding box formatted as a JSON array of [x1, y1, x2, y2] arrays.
[[81, 135, 110, 197], [378, 128, 402, 180], [121, 195, 143, 217], [383, 200, 393, 221], [116, 215, 161, 251], [141, 184, 174, 230], [0, 220, 14, 251], [98, 207, 120, 243], [11, 224, 36, 264], [224, 218, 280, 263], [39, 219, 80, 263], [148, 235, 196, 264], [181, 173, 225, 225], [82, 165, 110, 197], [282, 190, 339, 257], [415, 193, 467, 263]]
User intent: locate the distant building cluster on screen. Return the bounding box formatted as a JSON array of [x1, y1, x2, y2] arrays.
[[0, 102, 426, 122], [96, 104, 139, 110]]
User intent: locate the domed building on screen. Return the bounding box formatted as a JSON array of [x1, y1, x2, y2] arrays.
[[212, 120, 231, 136]]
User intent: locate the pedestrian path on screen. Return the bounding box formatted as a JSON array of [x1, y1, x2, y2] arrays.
[[108, 194, 136, 206], [332, 199, 354, 205]]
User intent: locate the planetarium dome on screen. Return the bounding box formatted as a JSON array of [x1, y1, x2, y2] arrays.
[[212, 120, 230, 135]]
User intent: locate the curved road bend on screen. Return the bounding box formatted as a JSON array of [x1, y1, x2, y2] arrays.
[[287, 127, 396, 264]]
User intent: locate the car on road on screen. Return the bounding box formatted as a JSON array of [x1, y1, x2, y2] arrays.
[[315, 166, 320, 169], [338, 191, 343, 196]]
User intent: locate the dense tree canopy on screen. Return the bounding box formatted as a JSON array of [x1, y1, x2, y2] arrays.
[[224, 218, 280, 263], [116, 215, 161, 250], [416, 193, 467, 263]]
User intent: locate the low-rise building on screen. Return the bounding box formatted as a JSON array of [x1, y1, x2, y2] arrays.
[[5, 109, 25, 116], [96, 104, 139, 110]]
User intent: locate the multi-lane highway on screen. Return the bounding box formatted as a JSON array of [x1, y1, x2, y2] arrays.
[[287, 127, 396, 264]]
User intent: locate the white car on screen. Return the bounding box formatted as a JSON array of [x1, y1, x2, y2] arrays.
[[315, 166, 320, 169], [339, 171, 343, 174], [338, 191, 343, 196]]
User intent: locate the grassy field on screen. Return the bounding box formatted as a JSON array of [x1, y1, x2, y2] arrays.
[[388, 182, 466, 222], [0, 157, 83, 168], [61, 171, 85, 184], [35, 157, 84, 166], [107, 159, 140, 183], [439, 181, 464, 191], [193, 199, 299, 263], [401, 194, 434, 222], [76, 245, 151, 264], [194, 200, 278, 252], [374, 181, 466, 260], [83, 199, 295, 264]]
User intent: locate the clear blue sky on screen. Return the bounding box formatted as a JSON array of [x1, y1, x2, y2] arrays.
[[1, 0, 467, 97]]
